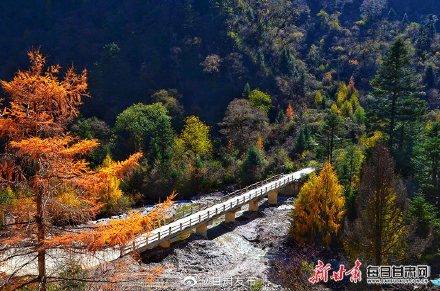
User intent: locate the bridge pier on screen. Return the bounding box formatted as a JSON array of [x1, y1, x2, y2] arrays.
[[196, 223, 208, 238], [248, 198, 261, 212], [268, 190, 278, 205], [225, 207, 240, 223], [159, 240, 171, 248]]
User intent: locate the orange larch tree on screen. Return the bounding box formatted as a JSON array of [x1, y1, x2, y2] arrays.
[[0, 51, 174, 290], [286, 104, 294, 121]]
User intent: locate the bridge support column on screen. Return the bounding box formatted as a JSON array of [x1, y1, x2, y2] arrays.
[[248, 199, 259, 212], [196, 223, 208, 238], [225, 211, 237, 223], [268, 190, 278, 205], [294, 181, 301, 196], [159, 240, 171, 248]]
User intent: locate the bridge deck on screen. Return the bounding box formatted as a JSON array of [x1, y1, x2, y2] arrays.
[[124, 167, 315, 254]]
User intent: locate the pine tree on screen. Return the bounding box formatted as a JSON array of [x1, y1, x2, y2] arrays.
[[255, 135, 264, 152], [425, 64, 436, 89], [330, 103, 339, 114], [256, 50, 265, 67], [354, 106, 366, 125], [295, 126, 312, 154], [350, 91, 360, 108], [320, 111, 342, 163], [275, 109, 285, 124], [151, 115, 175, 162], [279, 48, 295, 75], [416, 15, 438, 54], [369, 39, 426, 153], [241, 145, 263, 184], [183, 0, 194, 36], [340, 100, 353, 117], [409, 195, 439, 239], [418, 121, 440, 209], [242, 82, 251, 99], [100, 154, 123, 200], [336, 145, 364, 197]]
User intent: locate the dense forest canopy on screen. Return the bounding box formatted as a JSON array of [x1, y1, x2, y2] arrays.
[[3, 0, 440, 289], [1, 0, 439, 123]]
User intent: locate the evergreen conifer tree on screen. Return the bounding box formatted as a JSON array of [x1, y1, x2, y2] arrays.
[[368, 39, 426, 175]]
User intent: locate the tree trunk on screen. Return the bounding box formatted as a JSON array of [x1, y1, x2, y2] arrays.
[[375, 187, 383, 267], [36, 187, 46, 290], [388, 93, 397, 151], [434, 154, 439, 208], [329, 126, 334, 163]]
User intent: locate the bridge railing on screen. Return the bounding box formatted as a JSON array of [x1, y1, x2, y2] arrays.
[[121, 171, 309, 254], [160, 173, 285, 227]]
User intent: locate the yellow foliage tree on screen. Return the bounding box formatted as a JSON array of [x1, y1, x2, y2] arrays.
[[290, 162, 345, 246], [179, 115, 213, 156], [314, 91, 323, 108], [248, 89, 272, 114], [350, 90, 360, 108], [344, 143, 408, 265], [336, 82, 348, 107], [340, 100, 353, 116], [360, 131, 383, 149], [98, 154, 124, 212], [330, 103, 339, 114], [256, 135, 264, 151]]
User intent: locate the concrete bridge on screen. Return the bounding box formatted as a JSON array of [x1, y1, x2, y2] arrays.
[[1, 168, 314, 276], [121, 167, 315, 254]]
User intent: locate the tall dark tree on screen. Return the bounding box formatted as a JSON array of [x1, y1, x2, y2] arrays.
[[87, 43, 133, 122], [241, 145, 263, 184], [275, 109, 286, 124], [368, 39, 426, 174], [183, 0, 194, 36], [409, 195, 439, 239], [425, 64, 437, 89], [416, 15, 438, 54], [295, 125, 313, 155], [242, 82, 251, 99], [417, 121, 440, 209], [320, 111, 342, 163], [279, 48, 295, 76]]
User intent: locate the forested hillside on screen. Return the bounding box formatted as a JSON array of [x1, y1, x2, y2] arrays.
[[1, 0, 440, 289], [1, 0, 440, 122]]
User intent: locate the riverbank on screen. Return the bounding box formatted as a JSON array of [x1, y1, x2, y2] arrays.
[[129, 195, 299, 290]]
